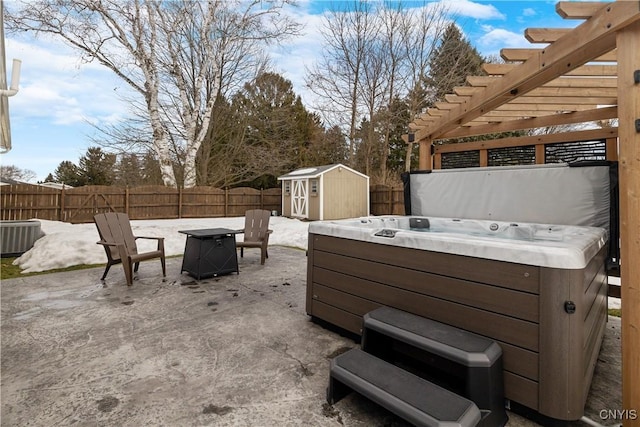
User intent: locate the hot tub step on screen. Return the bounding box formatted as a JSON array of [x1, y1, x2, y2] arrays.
[[328, 348, 482, 427], [362, 306, 503, 367], [361, 307, 508, 427]]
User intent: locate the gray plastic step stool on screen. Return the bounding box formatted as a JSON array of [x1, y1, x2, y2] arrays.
[[327, 306, 508, 427], [328, 348, 481, 427]]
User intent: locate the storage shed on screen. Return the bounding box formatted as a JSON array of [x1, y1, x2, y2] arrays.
[[278, 164, 369, 220]]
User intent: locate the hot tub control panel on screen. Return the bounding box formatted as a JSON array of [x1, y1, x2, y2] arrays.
[[374, 229, 397, 238]]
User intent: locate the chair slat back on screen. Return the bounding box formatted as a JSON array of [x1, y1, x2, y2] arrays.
[[243, 209, 271, 243], [94, 213, 139, 259]]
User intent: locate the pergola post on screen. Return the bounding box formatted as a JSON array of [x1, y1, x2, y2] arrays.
[[418, 138, 433, 171], [617, 19, 640, 427]]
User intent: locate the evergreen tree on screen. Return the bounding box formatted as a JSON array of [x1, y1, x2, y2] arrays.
[[421, 23, 522, 147], [114, 153, 143, 187], [198, 94, 237, 187], [406, 79, 430, 118], [140, 152, 164, 185], [424, 23, 485, 105], [230, 72, 322, 187], [305, 123, 348, 166], [385, 96, 414, 177], [79, 147, 116, 185], [54, 161, 84, 187]]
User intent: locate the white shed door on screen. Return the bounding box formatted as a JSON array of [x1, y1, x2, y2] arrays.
[[291, 179, 308, 218]]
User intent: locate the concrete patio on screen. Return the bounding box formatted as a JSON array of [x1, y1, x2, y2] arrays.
[[1, 246, 621, 426]]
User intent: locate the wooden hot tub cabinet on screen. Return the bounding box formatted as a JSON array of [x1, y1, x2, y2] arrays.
[[306, 233, 608, 421]]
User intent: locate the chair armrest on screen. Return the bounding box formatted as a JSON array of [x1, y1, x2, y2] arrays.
[[263, 229, 273, 246], [97, 240, 128, 260], [134, 236, 165, 252], [97, 240, 118, 247], [134, 236, 165, 241]]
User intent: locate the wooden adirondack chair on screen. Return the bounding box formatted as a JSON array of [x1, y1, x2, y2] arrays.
[[236, 209, 273, 265], [94, 212, 166, 285]]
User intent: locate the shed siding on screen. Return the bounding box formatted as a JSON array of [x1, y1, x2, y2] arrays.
[[282, 182, 291, 217], [309, 183, 321, 220], [322, 168, 368, 219]]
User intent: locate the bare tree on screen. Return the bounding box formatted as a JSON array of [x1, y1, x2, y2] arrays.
[[374, 4, 404, 182], [305, 1, 377, 164], [0, 164, 36, 182], [305, 1, 451, 181], [6, 0, 300, 188], [402, 3, 451, 172]]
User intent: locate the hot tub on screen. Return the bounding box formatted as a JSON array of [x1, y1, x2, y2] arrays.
[[306, 216, 608, 421]]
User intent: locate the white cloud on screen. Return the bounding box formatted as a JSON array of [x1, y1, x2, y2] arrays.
[[267, 8, 326, 108], [478, 27, 529, 49], [6, 37, 133, 127], [522, 8, 537, 17], [6, 38, 81, 74], [443, 0, 505, 20], [11, 83, 81, 124]]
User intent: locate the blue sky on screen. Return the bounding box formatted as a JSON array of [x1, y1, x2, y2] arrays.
[[2, 0, 575, 182]]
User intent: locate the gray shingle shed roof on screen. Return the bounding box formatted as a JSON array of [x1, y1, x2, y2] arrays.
[[277, 164, 368, 180]]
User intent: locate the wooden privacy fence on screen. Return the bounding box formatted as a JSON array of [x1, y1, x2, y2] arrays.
[[369, 185, 405, 216], [1, 184, 406, 223], [1, 185, 282, 224]]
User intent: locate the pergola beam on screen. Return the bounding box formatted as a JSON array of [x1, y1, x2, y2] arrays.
[[436, 101, 592, 112], [525, 28, 572, 43], [437, 106, 618, 140], [414, 11, 629, 143], [500, 48, 616, 62], [445, 93, 617, 105], [482, 63, 617, 77], [466, 76, 618, 89], [556, 1, 611, 19], [453, 85, 618, 99], [433, 127, 618, 153]]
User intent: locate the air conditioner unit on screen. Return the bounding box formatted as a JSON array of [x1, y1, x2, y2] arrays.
[[0, 220, 43, 256]]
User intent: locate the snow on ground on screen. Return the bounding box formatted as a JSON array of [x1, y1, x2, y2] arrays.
[[12, 215, 622, 310], [14, 216, 310, 273]]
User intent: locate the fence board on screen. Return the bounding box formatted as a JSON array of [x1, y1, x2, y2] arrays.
[[181, 186, 226, 218], [127, 186, 180, 220], [1, 185, 61, 221], [227, 187, 261, 217], [63, 186, 127, 223], [262, 188, 282, 214], [369, 185, 405, 216], [1, 185, 299, 223], [2, 185, 402, 223]]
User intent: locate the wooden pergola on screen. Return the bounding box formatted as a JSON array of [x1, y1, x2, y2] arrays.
[[406, 1, 639, 422]]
